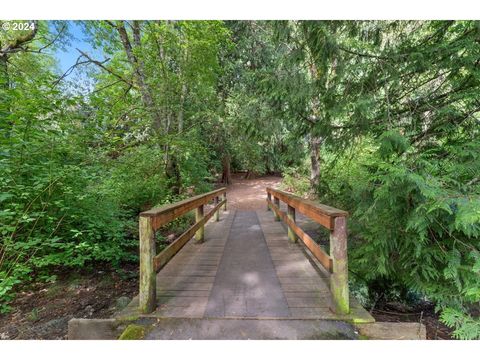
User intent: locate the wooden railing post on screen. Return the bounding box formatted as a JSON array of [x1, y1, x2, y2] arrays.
[[195, 205, 205, 243], [223, 191, 227, 211], [287, 205, 297, 243], [274, 197, 280, 221], [329, 216, 350, 315], [267, 192, 272, 211], [139, 216, 156, 313], [215, 196, 220, 221]]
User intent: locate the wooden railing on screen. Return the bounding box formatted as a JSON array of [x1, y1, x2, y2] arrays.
[[266, 187, 350, 315], [138, 187, 227, 313]]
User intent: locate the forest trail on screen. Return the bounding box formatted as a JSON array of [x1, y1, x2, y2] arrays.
[[225, 173, 282, 210]]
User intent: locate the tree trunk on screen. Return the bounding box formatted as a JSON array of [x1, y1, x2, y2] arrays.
[[309, 135, 322, 195], [116, 21, 163, 132], [165, 152, 181, 195], [178, 83, 186, 132], [221, 153, 231, 184]]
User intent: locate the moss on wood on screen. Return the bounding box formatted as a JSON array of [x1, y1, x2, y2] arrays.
[[118, 324, 146, 340]]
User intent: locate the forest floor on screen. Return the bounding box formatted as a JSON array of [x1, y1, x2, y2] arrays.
[[370, 303, 453, 340], [0, 264, 139, 339], [0, 173, 453, 339]]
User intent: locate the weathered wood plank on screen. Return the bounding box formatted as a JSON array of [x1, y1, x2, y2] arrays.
[[157, 296, 210, 307], [156, 276, 215, 284], [273, 197, 280, 221], [215, 196, 220, 221], [139, 217, 156, 314], [153, 199, 226, 272], [280, 283, 329, 292], [155, 306, 206, 318], [286, 297, 331, 308], [283, 291, 329, 299], [268, 199, 333, 273], [329, 216, 350, 315], [288, 308, 333, 319], [157, 282, 214, 291], [140, 187, 226, 230], [156, 290, 211, 297], [287, 205, 297, 243], [277, 276, 323, 283], [161, 268, 218, 277], [266, 187, 348, 230], [195, 204, 205, 243]]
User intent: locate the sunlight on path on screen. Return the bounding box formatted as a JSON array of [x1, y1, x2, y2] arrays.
[[226, 173, 282, 210]]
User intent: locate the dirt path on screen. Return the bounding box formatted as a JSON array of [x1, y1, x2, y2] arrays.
[[225, 173, 282, 210]]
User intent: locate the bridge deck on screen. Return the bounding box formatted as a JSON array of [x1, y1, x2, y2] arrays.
[[117, 209, 373, 323]]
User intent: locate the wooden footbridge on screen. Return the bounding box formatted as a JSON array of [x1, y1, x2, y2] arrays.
[[113, 186, 374, 339]]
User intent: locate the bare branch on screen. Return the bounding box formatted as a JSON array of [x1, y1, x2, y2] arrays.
[[76, 48, 135, 88], [37, 23, 67, 53], [51, 52, 109, 87]]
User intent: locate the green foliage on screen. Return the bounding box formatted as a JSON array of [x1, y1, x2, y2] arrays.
[[268, 20, 480, 339], [0, 20, 229, 312], [1, 19, 479, 339], [221, 21, 306, 175], [440, 308, 480, 340], [103, 145, 170, 213], [312, 136, 480, 339], [280, 160, 311, 197], [377, 130, 409, 159]]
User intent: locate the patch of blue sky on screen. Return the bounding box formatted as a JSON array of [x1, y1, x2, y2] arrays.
[[50, 21, 105, 94]]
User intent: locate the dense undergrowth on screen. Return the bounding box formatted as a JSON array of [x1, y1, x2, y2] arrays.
[[0, 139, 210, 313], [282, 134, 480, 339]]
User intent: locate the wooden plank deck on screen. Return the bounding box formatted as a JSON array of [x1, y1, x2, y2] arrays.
[[116, 209, 374, 323]]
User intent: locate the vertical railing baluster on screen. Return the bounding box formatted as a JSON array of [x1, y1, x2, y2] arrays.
[[139, 216, 156, 314], [274, 197, 280, 221], [267, 192, 272, 211], [329, 216, 350, 315], [195, 204, 205, 243], [287, 205, 297, 243], [215, 196, 220, 221]]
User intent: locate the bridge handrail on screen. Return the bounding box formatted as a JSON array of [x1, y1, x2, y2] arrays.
[[139, 187, 227, 313], [266, 187, 349, 315]]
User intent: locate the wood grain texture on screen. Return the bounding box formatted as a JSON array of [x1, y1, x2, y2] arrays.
[[287, 205, 296, 243], [139, 216, 156, 313], [195, 204, 205, 243], [153, 199, 226, 272], [140, 187, 227, 231], [329, 216, 350, 314], [266, 187, 347, 230], [267, 199, 333, 273]]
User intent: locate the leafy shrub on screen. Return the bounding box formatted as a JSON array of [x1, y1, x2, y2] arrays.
[[280, 160, 311, 197], [318, 136, 480, 339]]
